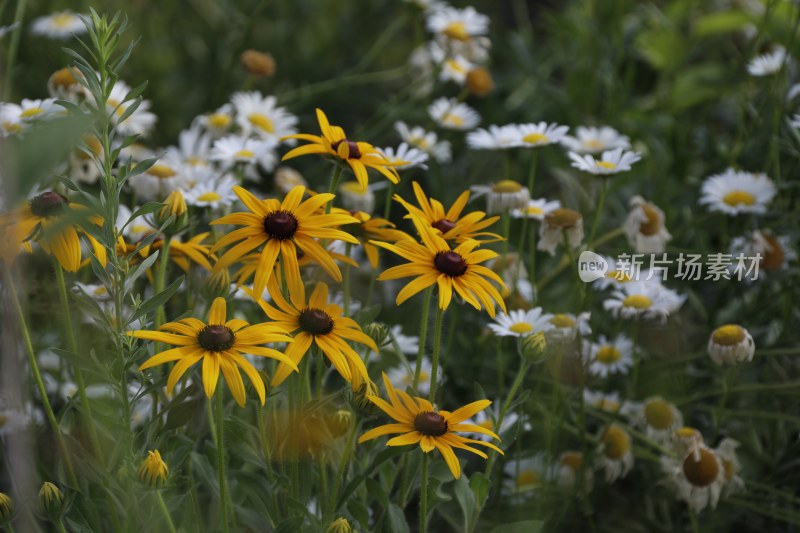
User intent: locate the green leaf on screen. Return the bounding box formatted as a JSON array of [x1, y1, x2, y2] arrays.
[[490, 520, 544, 533], [453, 474, 476, 532], [386, 503, 410, 533], [129, 275, 184, 325], [695, 10, 752, 37], [469, 472, 490, 507]]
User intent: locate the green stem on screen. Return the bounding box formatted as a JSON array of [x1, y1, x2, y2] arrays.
[[586, 179, 608, 247], [325, 166, 344, 213], [3, 265, 77, 488], [428, 305, 444, 403], [419, 453, 429, 533], [343, 243, 352, 315], [328, 420, 360, 515], [154, 238, 171, 330], [2, 0, 26, 99], [412, 288, 433, 392], [156, 491, 177, 533], [526, 150, 539, 194], [55, 518, 67, 533], [501, 213, 511, 258], [383, 183, 395, 220], [215, 391, 230, 533]]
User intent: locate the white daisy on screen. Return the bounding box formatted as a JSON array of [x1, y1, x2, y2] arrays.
[[546, 312, 591, 346], [128, 153, 188, 201], [489, 253, 535, 303], [747, 46, 787, 77], [466, 406, 529, 442], [699, 168, 776, 216], [428, 97, 480, 130], [515, 122, 569, 148], [210, 135, 278, 172], [470, 180, 531, 214], [596, 424, 634, 483], [103, 80, 157, 137], [466, 124, 520, 150], [623, 195, 672, 254], [661, 445, 725, 513], [426, 5, 489, 42], [395, 121, 451, 162], [556, 451, 593, 490], [715, 438, 745, 495], [31, 11, 87, 39], [379, 142, 429, 170], [198, 104, 235, 137], [274, 166, 308, 194], [167, 126, 213, 168], [730, 229, 795, 275], [707, 324, 755, 366], [537, 208, 583, 255], [488, 308, 554, 338], [0, 99, 61, 135], [387, 356, 441, 396], [621, 396, 683, 444], [585, 334, 634, 377], [439, 55, 474, 84], [230, 91, 297, 141], [184, 175, 238, 210], [510, 198, 561, 220], [590, 255, 640, 291], [583, 389, 622, 413], [383, 325, 420, 356], [339, 180, 376, 213], [561, 126, 630, 154], [569, 147, 642, 175], [603, 282, 684, 322], [503, 454, 549, 496]]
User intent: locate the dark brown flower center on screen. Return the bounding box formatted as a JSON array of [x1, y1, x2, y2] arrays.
[[197, 325, 235, 352], [264, 210, 298, 240], [414, 412, 448, 436], [434, 251, 467, 277], [682, 448, 720, 487], [431, 218, 456, 235], [30, 192, 67, 217], [331, 139, 362, 159], [299, 308, 334, 336]]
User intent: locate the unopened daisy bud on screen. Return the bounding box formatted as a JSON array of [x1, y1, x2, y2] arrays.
[[38, 482, 64, 518], [363, 322, 390, 349], [138, 450, 169, 487], [326, 409, 354, 438], [241, 49, 276, 77], [0, 492, 13, 524], [485, 180, 530, 214], [339, 181, 375, 213], [347, 381, 381, 418], [538, 208, 584, 256], [707, 324, 755, 366], [205, 268, 231, 298], [466, 67, 494, 97], [156, 190, 188, 232], [326, 517, 353, 533], [520, 331, 547, 363], [274, 166, 308, 194]]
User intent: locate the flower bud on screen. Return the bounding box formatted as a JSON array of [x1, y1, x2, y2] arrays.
[[521, 331, 547, 363], [38, 482, 64, 518], [206, 268, 231, 299], [326, 517, 353, 533], [466, 67, 494, 97], [0, 492, 14, 524], [241, 49, 276, 77], [156, 190, 188, 233], [274, 167, 308, 194], [363, 323, 390, 350], [326, 409, 353, 438], [138, 450, 169, 487], [346, 381, 381, 418]]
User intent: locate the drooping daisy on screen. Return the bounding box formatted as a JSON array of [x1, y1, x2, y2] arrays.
[[372, 214, 507, 317], [129, 297, 295, 406], [546, 312, 591, 344], [585, 334, 634, 377], [488, 308, 554, 338], [503, 454, 549, 496], [184, 175, 239, 210], [622, 396, 683, 444], [603, 282, 684, 322], [569, 147, 642, 175], [715, 438, 745, 495], [730, 229, 795, 275], [282, 109, 403, 191], [395, 121, 451, 163], [211, 186, 359, 299], [699, 168, 776, 216], [747, 46, 787, 76], [537, 208, 583, 255], [560, 126, 630, 154], [394, 181, 501, 243], [358, 373, 502, 479], [386, 356, 441, 397], [583, 389, 622, 414], [230, 91, 298, 140], [661, 444, 725, 513], [556, 451, 592, 489], [466, 125, 520, 150], [210, 135, 278, 172], [379, 142, 429, 170], [515, 122, 569, 148], [510, 198, 561, 220], [426, 5, 489, 42], [31, 11, 87, 39], [253, 279, 377, 389], [672, 427, 705, 458], [596, 424, 634, 483], [338, 181, 375, 213], [470, 180, 531, 215], [707, 324, 755, 365], [623, 196, 672, 254], [428, 97, 481, 130]]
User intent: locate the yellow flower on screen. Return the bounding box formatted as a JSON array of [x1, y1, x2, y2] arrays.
[[138, 450, 169, 487], [211, 186, 358, 301], [0, 491, 12, 523], [129, 297, 295, 406], [359, 373, 503, 479], [394, 181, 501, 243], [335, 209, 409, 269], [251, 278, 377, 389], [117, 233, 216, 284], [159, 189, 187, 218], [38, 482, 64, 518], [282, 109, 404, 191], [371, 215, 507, 317]]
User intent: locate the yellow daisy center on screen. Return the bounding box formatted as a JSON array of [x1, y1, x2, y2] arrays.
[[208, 113, 232, 129], [596, 345, 621, 364], [622, 294, 652, 309], [509, 322, 533, 334], [419, 370, 430, 382], [3, 121, 21, 133], [443, 21, 470, 41], [723, 459, 736, 481], [545, 208, 581, 229], [50, 68, 77, 88], [445, 59, 467, 74], [443, 113, 464, 127], [106, 98, 127, 117], [492, 180, 523, 193], [644, 399, 674, 429], [675, 426, 700, 439], [410, 136, 431, 150], [248, 112, 275, 133], [51, 13, 76, 27], [559, 452, 583, 472], [711, 324, 746, 346], [522, 133, 549, 144], [601, 425, 630, 460], [93, 286, 108, 297], [147, 164, 177, 179], [516, 470, 540, 488], [583, 139, 604, 150], [549, 314, 575, 328], [197, 192, 223, 203], [20, 107, 43, 118], [638, 204, 662, 236], [234, 149, 255, 159], [595, 161, 617, 170], [761, 233, 785, 271], [682, 448, 720, 487], [723, 190, 755, 207]]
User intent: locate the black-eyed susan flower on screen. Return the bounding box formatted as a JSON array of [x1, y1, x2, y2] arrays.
[[129, 297, 295, 406], [372, 214, 507, 317], [210, 185, 358, 300], [282, 109, 404, 191], [335, 209, 409, 269], [707, 324, 755, 365], [358, 373, 502, 479], [394, 182, 501, 243], [252, 279, 376, 389], [138, 450, 169, 487], [118, 233, 216, 284]]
